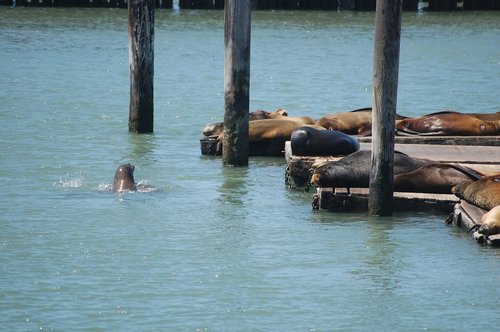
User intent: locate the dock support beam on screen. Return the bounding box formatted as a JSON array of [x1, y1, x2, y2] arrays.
[[128, 0, 155, 133], [368, 0, 402, 216], [222, 0, 251, 166]]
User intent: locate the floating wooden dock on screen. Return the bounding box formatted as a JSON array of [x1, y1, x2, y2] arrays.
[[285, 136, 500, 245], [286, 137, 500, 189], [448, 200, 500, 246]]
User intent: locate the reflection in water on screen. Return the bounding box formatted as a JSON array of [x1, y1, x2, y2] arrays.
[[351, 217, 401, 295], [217, 166, 249, 211], [128, 132, 156, 160]]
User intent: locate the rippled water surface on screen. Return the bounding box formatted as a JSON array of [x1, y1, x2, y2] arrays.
[[1, 7, 499, 331]]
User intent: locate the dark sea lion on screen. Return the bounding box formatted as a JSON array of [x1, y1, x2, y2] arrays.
[[113, 163, 136, 193], [310, 150, 435, 189], [452, 174, 500, 211], [291, 126, 360, 157], [396, 111, 500, 136], [393, 163, 483, 194], [316, 107, 409, 136], [478, 205, 500, 236]]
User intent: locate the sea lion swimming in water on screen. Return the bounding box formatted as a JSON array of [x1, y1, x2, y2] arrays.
[[113, 163, 136, 193]]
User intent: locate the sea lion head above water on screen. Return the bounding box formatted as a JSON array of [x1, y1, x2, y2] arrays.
[[113, 163, 136, 193]]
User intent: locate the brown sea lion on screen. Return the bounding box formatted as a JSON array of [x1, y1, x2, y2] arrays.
[[393, 163, 483, 194], [291, 126, 360, 157], [310, 150, 435, 189], [396, 111, 500, 136], [467, 112, 500, 121], [203, 122, 224, 137], [113, 163, 136, 193], [478, 205, 500, 236], [202, 109, 314, 137], [249, 108, 288, 120], [214, 119, 325, 156], [452, 174, 500, 211], [316, 107, 409, 137]]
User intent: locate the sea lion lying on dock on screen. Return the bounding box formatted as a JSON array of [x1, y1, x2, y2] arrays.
[[396, 111, 500, 136], [452, 173, 500, 211], [211, 119, 325, 156], [291, 127, 360, 157], [249, 108, 288, 120], [315, 107, 410, 137], [478, 205, 500, 236], [202, 109, 315, 137], [310, 150, 434, 190], [113, 163, 136, 193], [393, 163, 483, 194]]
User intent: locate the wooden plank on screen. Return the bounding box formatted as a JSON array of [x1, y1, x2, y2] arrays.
[[315, 187, 458, 213], [359, 136, 500, 146], [361, 143, 500, 164]]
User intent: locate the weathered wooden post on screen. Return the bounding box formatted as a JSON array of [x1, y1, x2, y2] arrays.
[[368, 0, 402, 216], [223, 0, 251, 166], [128, 0, 154, 133]]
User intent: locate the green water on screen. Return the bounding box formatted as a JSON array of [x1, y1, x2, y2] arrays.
[[1, 7, 499, 331]]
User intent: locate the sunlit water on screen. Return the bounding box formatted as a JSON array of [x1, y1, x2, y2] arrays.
[[1, 7, 499, 331]]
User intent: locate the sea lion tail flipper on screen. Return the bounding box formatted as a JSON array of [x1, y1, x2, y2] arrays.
[[445, 163, 485, 181]]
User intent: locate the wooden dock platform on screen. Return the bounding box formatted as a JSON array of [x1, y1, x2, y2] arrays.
[[313, 187, 458, 213], [449, 200, 500, 246], [286, 137, 500, 189]]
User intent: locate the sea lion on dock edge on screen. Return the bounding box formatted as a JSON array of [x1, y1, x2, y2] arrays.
[[249, 108, 288, 120], [452, 174, 500, 211], [214, 119, 326, 156], [290, 126, 360, 157], [315, 107, 409, 137], [310, 150, 435, 189], [113, 163, 136, 193], [393, 163, 484, 194], [202, 109, 314, 137], [396, 111, 500, 136], [478, 205, 500, 236]]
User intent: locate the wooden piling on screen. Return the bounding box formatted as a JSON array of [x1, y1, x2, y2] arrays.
[[222, 0, 251, 166], [128, 0, 155, 133], [368, 0, 402, 216]]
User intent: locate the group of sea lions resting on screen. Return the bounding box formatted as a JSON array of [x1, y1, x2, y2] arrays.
[[202, 108, 500, 157], [309, 150, 500, 238]]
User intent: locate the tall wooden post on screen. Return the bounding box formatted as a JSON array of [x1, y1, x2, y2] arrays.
[[223, 0, 251, 166], [368, 0, 402, 216], [128, 0, 154, 133]]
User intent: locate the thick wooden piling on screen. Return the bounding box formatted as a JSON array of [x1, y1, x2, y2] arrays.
[[128, 0, 155, 133], [368, 0, 402, 216], [222, 0, 251, 166]]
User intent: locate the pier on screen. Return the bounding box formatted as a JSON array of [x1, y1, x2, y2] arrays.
[[284, 137, 500, 245], [2, 0, 500, 10]]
